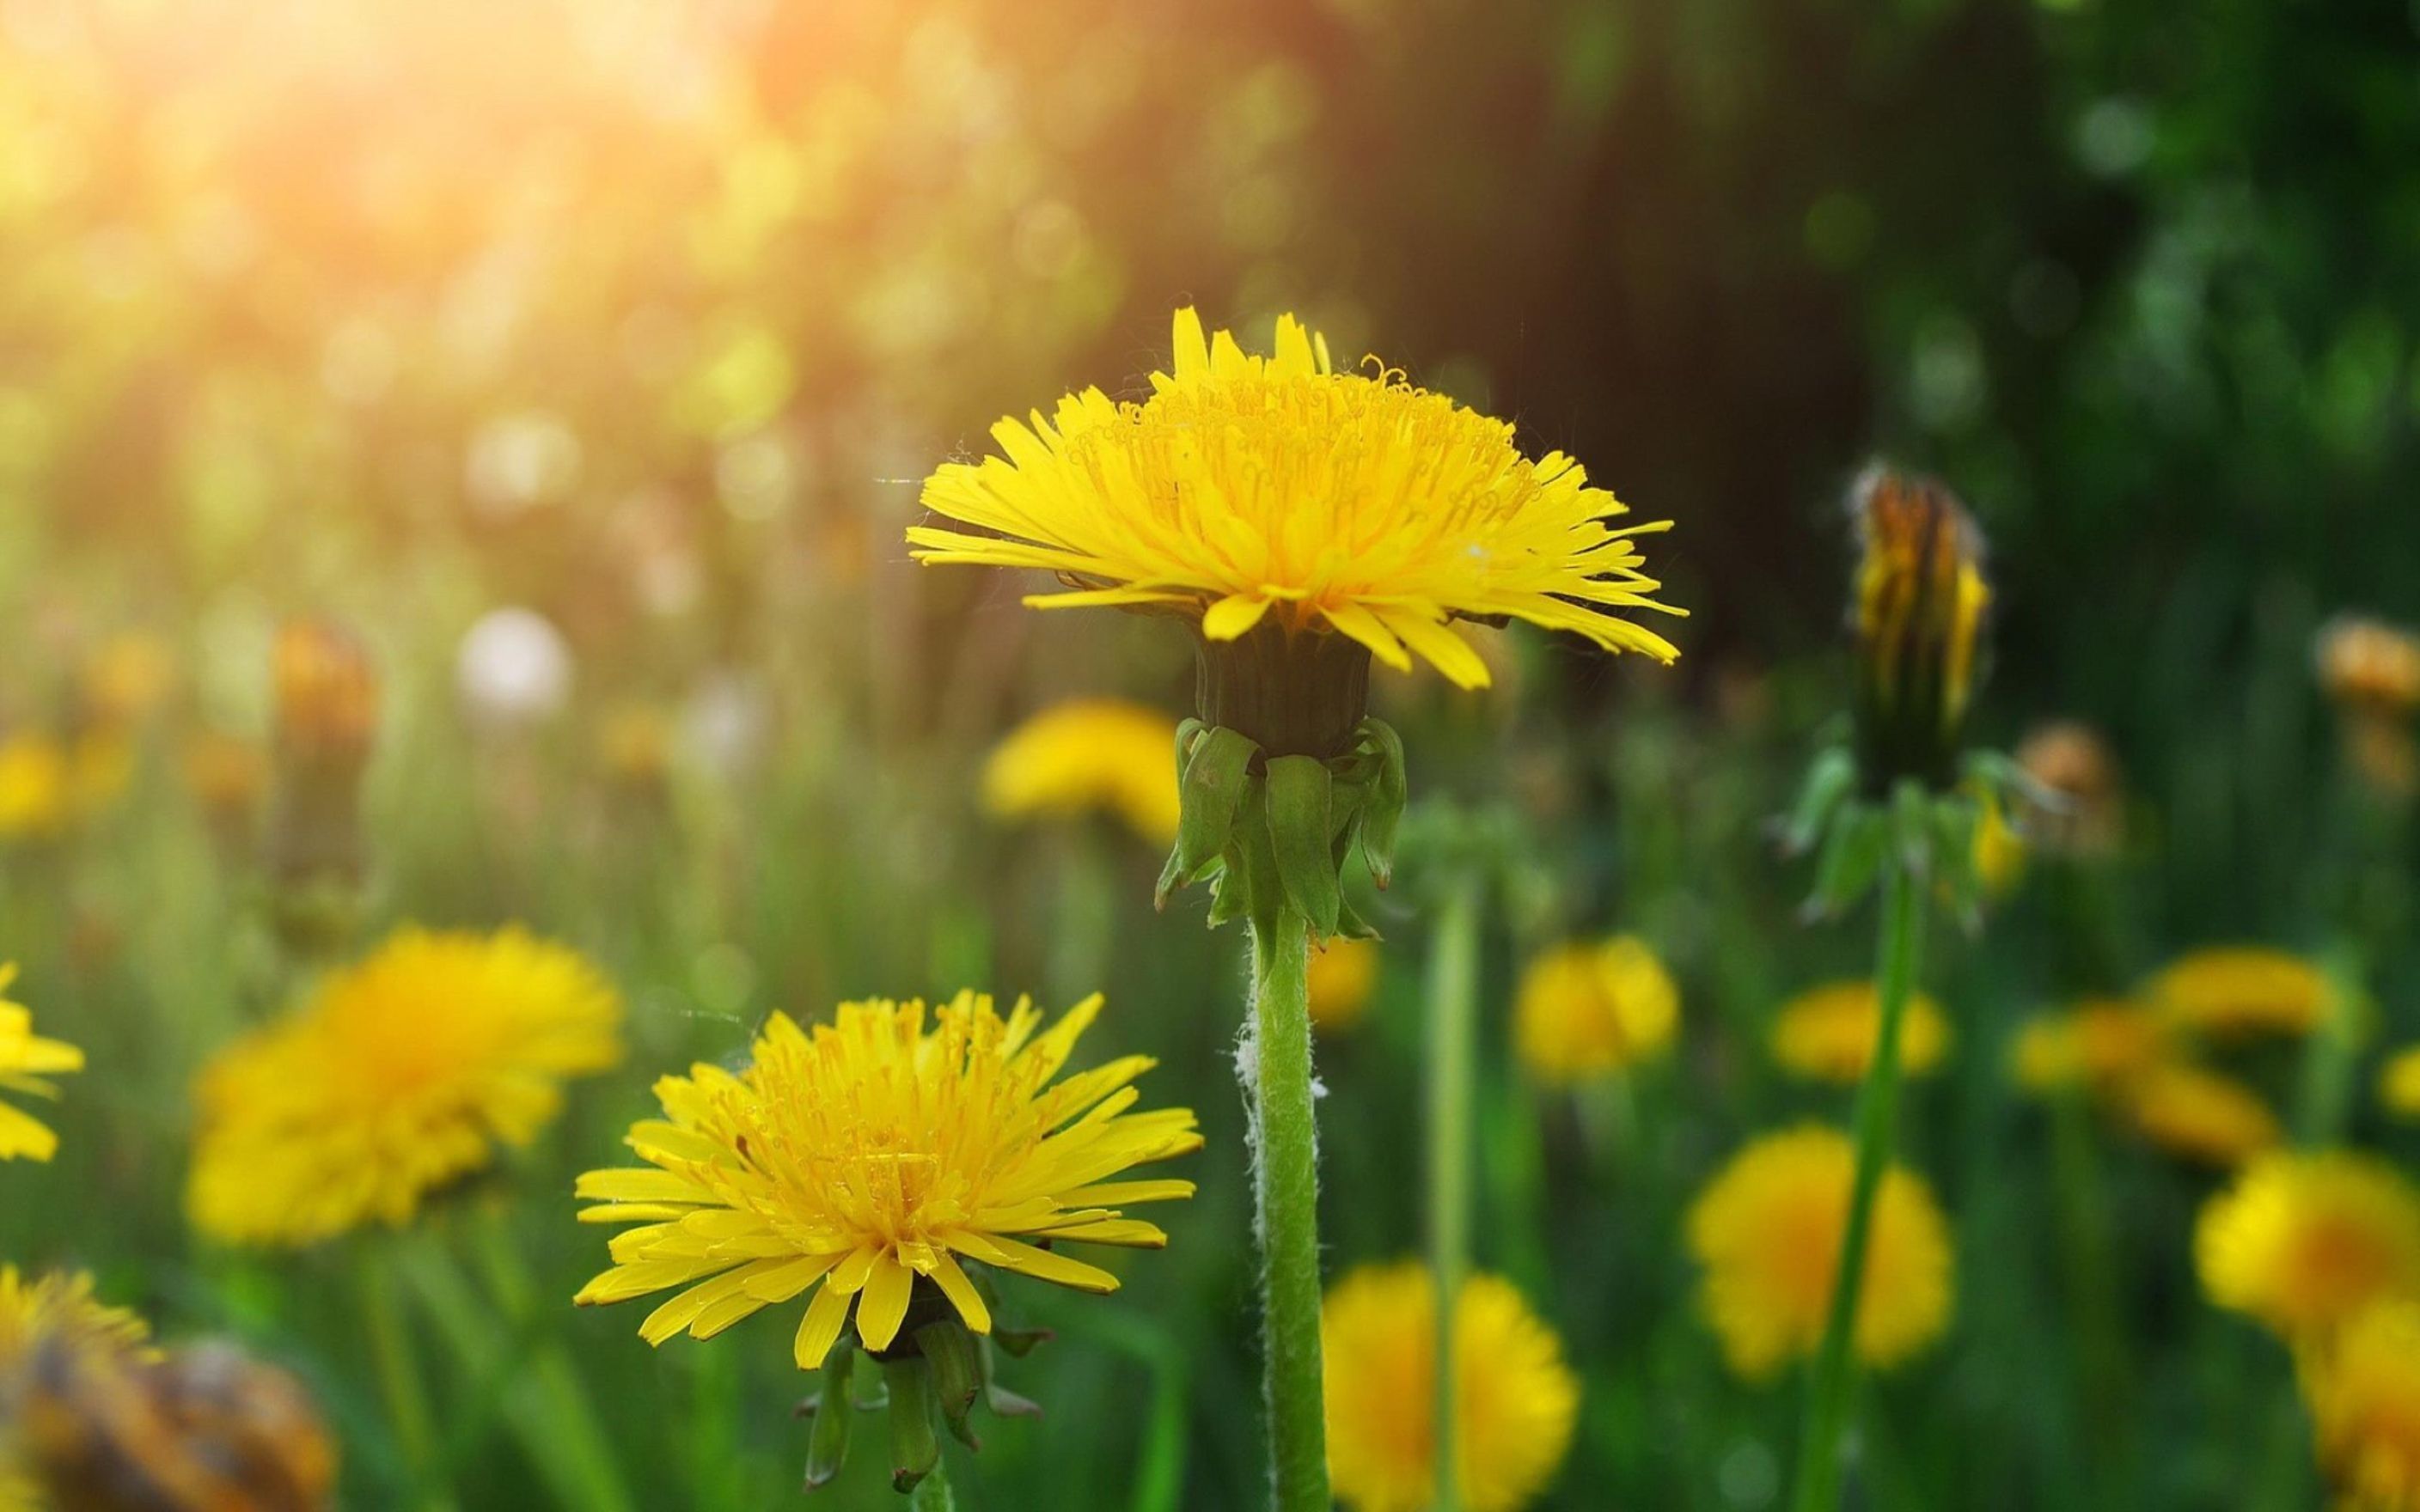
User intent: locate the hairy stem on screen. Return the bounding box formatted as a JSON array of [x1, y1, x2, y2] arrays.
[[1248, 906, 1329, 1512]]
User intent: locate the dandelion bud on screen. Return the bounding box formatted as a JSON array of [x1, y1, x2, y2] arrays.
[[264, 621, 377, 940], [2315, 615, 2420, 800], [1848, 466, 1990, 793], [270, 619, 376, 773]]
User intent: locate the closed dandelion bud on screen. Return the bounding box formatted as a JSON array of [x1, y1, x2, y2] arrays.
[[1849, 465, 1990, 795], [2316, 614, 2420, 801], [264, 620, 378, 940]]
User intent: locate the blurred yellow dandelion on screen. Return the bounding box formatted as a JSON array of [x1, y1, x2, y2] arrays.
[[2011, 999, 2168, 1095], [1513, 936, 1679, 1085], [576, 992, 1200, 1368], [0, 1266, 150, 1366], [0, 966, 82, 1163], [2306, 1299, 2420, 1511], [2197, 1152, 2420, 1341], [1307, 937, 1381, 1035], [80, 631, 175, 727], [981, 698, 1181, 844], [1971, 787, 2025, 896], [1321, 1261, 1579, 1512], [912, 308, 1683, 689], [2148, 947, 2331, 1039], [2123, 1063, 2281, 1168], [188, 927, 624, 1246], [2318, 616, 2420, 716], [2382, 1047, 2420, 1122], [0, 735, 70, 843], [1685, 1125, 1954, 1381], [1769, 980, 1951, 1085]]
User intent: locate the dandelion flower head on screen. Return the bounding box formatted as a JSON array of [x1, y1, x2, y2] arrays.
[[1308, 938, 1382, 1035], [2012, 999, 2167, 1095], [1514, 936, 1680, 1085], [913, 308, 1683, 689], [0, 966, 82, 1163], [2306, 1299, 2420, 1512], [188, 927, 624, 1247], [2124, 1063, 2282, 1168], [576, 992, 1199, 1369], [1769, 980, 1952, 1085], [2149, 948, 2332, 1040], [1321, 1261, 1580, 1512], [981, 698, 1181, 845], [2197, 1152, 2420, 1342]]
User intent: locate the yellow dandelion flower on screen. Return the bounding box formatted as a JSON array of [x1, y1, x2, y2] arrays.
[[1972, 787, 2026, 897], [0, 966, 82, 1163], [911, 308, 1683, 691], [0, 1267, 151, 1366], [2148, 947, 2332, 1039], [80, 631, 175, 727], [2382, 1047, 2420, 1121], [2319, 616, 2420, 717], [2306, 1299, 2420, 1511], [1685, 1125, 1954, 1381], [1769, 981, 1952, 1085], [1307, 937, 1381, 1035], [576, 992, 1200, 1368], [2197, 1152, 2420, 1342], [2122, 1062, 2282, 1168], [1513, 936, 1679, 1085], [1321, 1262, 1579, 1512], [189, 927, 624, 1247], [982, 699, 1181, 845], [0, 735, 70, 844], [2011, 999, 2168, 1095]]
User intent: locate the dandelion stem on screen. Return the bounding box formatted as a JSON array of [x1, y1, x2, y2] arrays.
[[358, 1242, 455, 1512], [1792, 828, 1928, 1512], [1248, 904, 1329, 1512], [911, 1461, 958, 1511], [1424, 872, 1483, 1512]]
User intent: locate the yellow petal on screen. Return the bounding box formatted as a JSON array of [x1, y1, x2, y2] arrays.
[[793, 1280, 853, 1370], [855, 1252, 914, 1351], [1201, 594, 1273, 642]]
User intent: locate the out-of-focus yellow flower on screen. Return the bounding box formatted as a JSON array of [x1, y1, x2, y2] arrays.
[[1769, 980, 1951, 1085], [2198, 1152, 2420, 1342], [2319, 616, 2420, 717], [1307, 937, 1380, 1034], [597, 702, 675, 789], [2382, 1047, 2420, 1122], [1685, 1125, 1954, 1381], [188, 927, 623, 1246], [2122, 1063, 2281, 1168], [1849, 466, 1989, 788], [0, 1267, 150, 1367], [913, 308, 1682, 691], [80, 631, 175, 727], [2305, 1299, 2420, 1511], [1320, 1261, 1579, 1512], [0, 965, 82, 1162], [0, 734, 70, 843], [2149, 948, 2333, 1039], [2012, 999, 2169, 1095], [1972, 787, 2025, 896], [1513, 936, 1679, 1085], [981, 699, 1181, 844], [577, 992, 1198, 1368]]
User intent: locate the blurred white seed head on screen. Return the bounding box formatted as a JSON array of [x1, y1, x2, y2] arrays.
[[456, 607, 573, 727]]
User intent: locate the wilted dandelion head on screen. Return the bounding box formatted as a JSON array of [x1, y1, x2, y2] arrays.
[[188, 927, 624, 1247], [2198, 1152, 2420, 1342], [2011, 999, 2167, 1095], [2318, 616, 2420, 717], [1320, 1262, 1580, 1512], [2123, 1063, 2281, 1168], [913, 308, 1682, 695], [1685, 1125, 1954, 1381], [576, 992, 1199, 1369], [2149, 948, 2332, 1040], [0, 966, 82, 1163], [271, 619, 377, 767], [981, 698, 1181, 845], [1849, 466, 1989, 790], [1513, 936, 1679, 1086], [1307, 937, 1382, 1035], [2306, 1299, 2420, 1512], [1769, 980, 1951, 1086]]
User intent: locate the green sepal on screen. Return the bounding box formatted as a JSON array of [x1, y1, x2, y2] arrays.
[[1351, 717, 1408, 888], [915, 1321, 984, 1450], [1333, 890, 1381, 942], [976, 1336, 1043, 1418], [803, 1344, 857, 1491], [1264, 755, 1341, 939], [987, 1324, 1052, 1360], [884, 1357, 943, 1493], [1207, 781, 1280, 930], [1781, 745, 1857, 856], [1158, 726, 1258, 910], [1803, 805, 1890, 920], [1927, 790, 1983, 929]]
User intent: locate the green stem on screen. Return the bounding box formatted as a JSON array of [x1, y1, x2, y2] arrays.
[[469, 1216, 640, 1512], [1792, 848, 1928, 1512], [1248, 905, 1330, 1512], [912, 1460, 958, 1512], [358, 1243, 455, 1512], [1424, 875, 1483, 1512], [2292, 942, 2367, 1149]]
